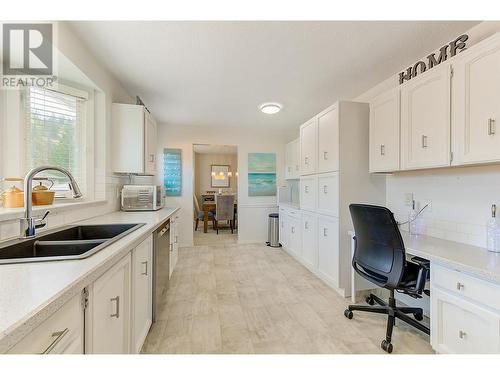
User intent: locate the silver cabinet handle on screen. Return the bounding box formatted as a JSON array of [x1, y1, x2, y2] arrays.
[[110, 296, 120, 318], [291, 226, 295, 234], [305, 185, 309, 193], [304, 156, 309, 165], [323, 185, 328, 194], [459, 330, 466, 339], [304, 221, 309, 230], [170, 243, 173, 252], [175, 235, 178, 244], [323, 228, 328, 237], [488, 118, 496, 135], [41, 328, 69, 354], [141, 261, 148, 276], [456, 282, 464, 291], [380, 144, 385, 156], [149, 154, 155, 162], [323, 151, 328, 160], [422, 135, 428, 148]]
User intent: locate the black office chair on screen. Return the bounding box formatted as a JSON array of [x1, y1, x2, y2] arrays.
[[344, 204, 430, 353]]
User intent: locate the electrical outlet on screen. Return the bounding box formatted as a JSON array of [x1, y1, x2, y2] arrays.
[[422, 199, 432, 213], [404, 193, 413, 207]]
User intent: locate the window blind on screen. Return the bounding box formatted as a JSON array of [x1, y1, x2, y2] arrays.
[[24, 86, 86, 195]]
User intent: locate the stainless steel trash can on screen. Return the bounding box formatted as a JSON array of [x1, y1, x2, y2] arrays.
[[267, 213, 280, 247]]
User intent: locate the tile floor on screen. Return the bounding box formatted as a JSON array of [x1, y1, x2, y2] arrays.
[[142, 242, 433, 354], [193, 225, 238, 246]]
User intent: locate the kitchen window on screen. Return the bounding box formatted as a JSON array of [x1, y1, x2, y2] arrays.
[[23, 85, 93, 198]]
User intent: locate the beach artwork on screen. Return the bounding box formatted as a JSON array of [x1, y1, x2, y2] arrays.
[[248, 153, 276, 196]]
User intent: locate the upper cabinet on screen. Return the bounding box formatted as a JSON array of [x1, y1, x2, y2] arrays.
[[369, 88, 400, 172], [300, 118, 318, 175], [285, 138, 300, 179], [400, 63, 451, 170], [112, 104, 157, 175], [452, 33, 500, 165], [317, 105, 340, 173]]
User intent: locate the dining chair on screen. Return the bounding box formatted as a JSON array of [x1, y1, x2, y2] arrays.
[[215, 194, 235, 234], [193, 194, 215, 231]]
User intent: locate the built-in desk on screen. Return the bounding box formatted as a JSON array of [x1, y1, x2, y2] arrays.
[[349, 230, 500, 354]]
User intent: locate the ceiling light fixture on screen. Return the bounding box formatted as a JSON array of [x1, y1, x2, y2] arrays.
[[259, 102, 282, 114]]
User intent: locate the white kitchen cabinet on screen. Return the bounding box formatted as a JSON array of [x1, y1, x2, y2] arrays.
[[301, 211, 318, 270], [400, 64, 451, 170], [132, 236, 153, 354], [285, 138, 300, 179], [170, 214, 180, 278], [87, 253, 131, 354], [286, 211, 302, 258], [300, 118, 318, 175], [279, 207, 289, 248], [317, 172, 339, 217], [112, 103, 157, 175], [452, 33, 500, 165], [299, 175, 317, 212], [7, 293, 84, 354], [369, 88, 400, 172], [317, 215, 340, 288], [317, 105, 339, 173]]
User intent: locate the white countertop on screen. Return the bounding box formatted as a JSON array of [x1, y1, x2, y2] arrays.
[[278, 202, 300, 210], [348, 229, 500, 285], [0, 206, 180, 353]]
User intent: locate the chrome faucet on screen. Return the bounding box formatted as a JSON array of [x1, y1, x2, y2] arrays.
[[21, 166, 83, 238]]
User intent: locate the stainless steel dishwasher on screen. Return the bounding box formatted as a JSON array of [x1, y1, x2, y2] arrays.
[[153, 219, 170, 322]]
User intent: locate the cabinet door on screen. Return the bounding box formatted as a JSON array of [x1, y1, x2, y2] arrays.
[[285, 142, 293, 179], [317, 172, 339, 217], [291, 138, 300, 178], [144, 111, 157, 175], [7, 293, 84, 354], [369, 88, 400, 172], [301, 212, 318, 270], [400, 64, 451, 170], [279, 208, 288, 248], [287, 214, 301, 258], [453, 36, 500, 165], [317, 106, 339, 173], [132, 236, 153, 354], [317, 215, 339, 287], [300, 119, 317, 175], [431, 287, 500, 354], [299, 175, 317, 212], [89, 254, 131, 354]]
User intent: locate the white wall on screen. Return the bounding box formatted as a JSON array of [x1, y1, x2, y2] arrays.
[[156, 124, 294, 246], [353, 21, 500, 249], [195, 152, 238, 200]]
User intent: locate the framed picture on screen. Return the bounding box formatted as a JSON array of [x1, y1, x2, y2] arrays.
[[163, 148, 182, 196], [248, 153, 276, 196], [211, 165, 230, 188]]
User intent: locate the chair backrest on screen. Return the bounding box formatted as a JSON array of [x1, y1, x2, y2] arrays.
[[215, 194, 235, 221], [349, 204, 406, 290], [193, 194, 201, 214]]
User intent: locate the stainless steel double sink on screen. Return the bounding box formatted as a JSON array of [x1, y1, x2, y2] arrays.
[[0, 223, 144, 265]]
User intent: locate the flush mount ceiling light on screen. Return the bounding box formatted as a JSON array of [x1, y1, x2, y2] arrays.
[[259, 102, 282, 114]]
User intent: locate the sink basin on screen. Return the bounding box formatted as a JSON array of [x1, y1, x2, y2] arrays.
[[0, 223, 145, 264]]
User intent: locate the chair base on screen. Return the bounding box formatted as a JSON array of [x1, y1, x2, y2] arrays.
[[344, 291, 429, 353]]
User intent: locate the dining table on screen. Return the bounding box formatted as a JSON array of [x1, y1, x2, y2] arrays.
[[202, 201, 237, 233]]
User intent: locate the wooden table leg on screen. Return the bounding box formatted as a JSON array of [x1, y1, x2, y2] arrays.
[[204, 209, 208, 233]]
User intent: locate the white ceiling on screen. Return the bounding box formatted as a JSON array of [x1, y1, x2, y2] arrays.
[[69, 21, 478, 130], [193, 144, 237, 154]]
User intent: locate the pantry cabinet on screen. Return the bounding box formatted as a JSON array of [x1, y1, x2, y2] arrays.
[[452, 33, 500, 165], [301, 212, 318, 270], [285, 138, 300, 179], [299, 175, 317, 212], [400, 63, 451, 170], [316, 172, 339, 217], [132, 235, 153, 354], [317, 106, 340, 173], [112, 103, 157, 175], [317, 215, 340, 287], [369, 88, 400, 172], [87, 253, 131, 354], [300, 118, 318, 175], [286, 210, 302, 258]]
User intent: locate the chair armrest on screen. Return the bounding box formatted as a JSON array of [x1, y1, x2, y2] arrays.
[[410, 256, 430, 268], [410, 256, 430, 295]]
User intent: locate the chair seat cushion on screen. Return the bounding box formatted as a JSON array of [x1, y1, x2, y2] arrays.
[[198, 211, 214, 219]]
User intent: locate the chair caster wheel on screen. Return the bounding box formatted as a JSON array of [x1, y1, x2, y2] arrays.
[[381, 340, 393, 353], [413, 312, 423, 321], [344, 309, 353, 319], [365, 296, 375, 305]]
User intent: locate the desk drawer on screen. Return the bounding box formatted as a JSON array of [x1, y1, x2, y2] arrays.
[[431, 264, 500, 311], [431, 287, 500, 353]]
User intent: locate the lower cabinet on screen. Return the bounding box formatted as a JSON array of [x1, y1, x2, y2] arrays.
[[170, 215, 179, 278], [301, 211, 318, 270], [7, 293, 84, 354], [431, 264, 500, 354], [287, 213, 302, 258], [87, 253, 132, 354], [132, 235, 153, 354], [279, 207, 289, 248], [317, 215, 340, 288]]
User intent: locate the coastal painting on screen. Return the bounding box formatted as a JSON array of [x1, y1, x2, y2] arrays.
[[248, 153, 276, 196]]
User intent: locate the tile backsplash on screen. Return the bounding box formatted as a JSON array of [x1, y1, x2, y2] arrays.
[[387, 164, 500, 248]]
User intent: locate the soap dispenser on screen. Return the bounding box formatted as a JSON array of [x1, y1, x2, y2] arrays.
[[486, 204, 500, 252]]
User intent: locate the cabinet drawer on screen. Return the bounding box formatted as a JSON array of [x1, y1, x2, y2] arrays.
[[317, 172, 339, 217], [431, 287, 500, 353], [300, 176, 317, 212], [432, 264, 500, 311], [8, 294, 84, 354]]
